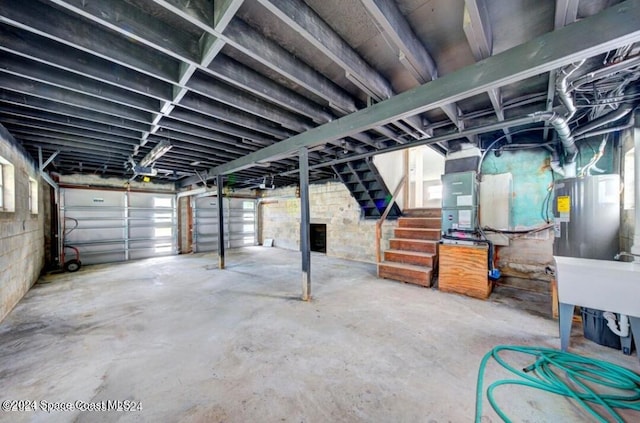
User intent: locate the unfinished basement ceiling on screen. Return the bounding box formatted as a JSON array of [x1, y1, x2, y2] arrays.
[[0, 0, 639, 189]]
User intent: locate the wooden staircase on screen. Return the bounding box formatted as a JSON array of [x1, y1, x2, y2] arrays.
[[377, 209, 441, 287]]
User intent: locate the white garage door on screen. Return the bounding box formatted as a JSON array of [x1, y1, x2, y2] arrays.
[[61, 188, 177, 265], [192, 196, 256, 252]]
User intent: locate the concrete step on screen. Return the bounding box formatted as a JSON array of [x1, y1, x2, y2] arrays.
[[378, 262, 432, 287], [384, 249, 435, 267], [402, 208, 442, 218], [394, 227, 440, 241], [398, 217, 440, 229], [389, 238, 438, 254]]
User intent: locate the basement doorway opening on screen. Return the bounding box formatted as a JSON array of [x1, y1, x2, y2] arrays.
[[310, 224, 326, 253]]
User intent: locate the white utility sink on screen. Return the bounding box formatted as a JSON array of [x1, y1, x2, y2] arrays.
[[554, 255, 640, 362]]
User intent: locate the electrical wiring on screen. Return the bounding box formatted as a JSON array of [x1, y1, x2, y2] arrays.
[[482, 224, 554, 235], [475, 345, 640, 423]]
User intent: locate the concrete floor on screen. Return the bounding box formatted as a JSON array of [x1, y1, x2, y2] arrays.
[[1, 247, 638, 422]]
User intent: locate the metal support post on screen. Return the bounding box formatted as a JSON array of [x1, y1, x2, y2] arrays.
[[299, 147, 311, 301], [217, 174, 225, 269]]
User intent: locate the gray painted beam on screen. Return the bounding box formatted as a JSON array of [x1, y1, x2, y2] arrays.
[[168, 107, 276, 146], [144, 0, 243, 144], [181, 0, 640, 184], [150, 0, 214, 29], [463, 0, 493, 62], [256, 0, 426, 137], [0, 1, 180, 83], [555, 0, 580, 28], [257, 0, 392, 101], [0, 106, 143, 140], [464, 0, 510, 143], [49, 0, 200, 62], [207, 55, 333, 123], [158, 119, 256, 154], [0, 89, 151, 133], [0, 25, 173, 101], [2, 120, 138, 148], [0, 53, 161, 113], [0, 73, 153, 124], [358, 0, 462, 139], [187, 72, 311, 132], [299, 147, 311, 301], [360, 0, 438, 83], [178, 93, 292, 139], [224, 19, 356, 114]]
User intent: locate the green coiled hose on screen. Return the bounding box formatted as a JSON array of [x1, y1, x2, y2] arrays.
[[475, 345, 640, 422]]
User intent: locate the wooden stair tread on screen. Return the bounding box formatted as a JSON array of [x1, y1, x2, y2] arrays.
[[378, 262, 432, 272], [389, 238, 437, 243], [385, 249, 435, 258]]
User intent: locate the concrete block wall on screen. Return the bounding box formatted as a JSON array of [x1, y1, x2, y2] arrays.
[[261, 182, 396, 263], [0, 125, 45, 322]]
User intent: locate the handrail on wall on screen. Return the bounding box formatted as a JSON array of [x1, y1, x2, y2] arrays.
[[375, 175, 406, 265]]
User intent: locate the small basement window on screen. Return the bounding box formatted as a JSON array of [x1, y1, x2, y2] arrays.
[[0, 155, 15, 212], [29, 178, 38, 214], [310, 223, 326, 253]]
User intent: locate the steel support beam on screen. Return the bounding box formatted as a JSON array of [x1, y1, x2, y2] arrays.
[[257, 0, 392, 101], [0, 89, 151, 133], [187, 72, 311, 132], [0, 1, 180, 83], [0, 25, 173, 101], [224, 19, 356, 114], [359, 0, 465, 139], [37, 147, 59, 190], [181, 0, 640, 185], [144, 0, 244, 143], [207, 55, 333, 124], [217, 174, 225, 270], [463, 0, 510, 143], [299, 147, 311, 301], [257, 0, 425, 136], [0, 54, 161, 113]]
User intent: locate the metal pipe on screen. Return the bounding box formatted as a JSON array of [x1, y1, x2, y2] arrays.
[[556, 60, 585, 120], [573, 114, 635, 140], [571, 55, 640, 91], [573, 103, 635, 137], [530, 112, 577, 162]]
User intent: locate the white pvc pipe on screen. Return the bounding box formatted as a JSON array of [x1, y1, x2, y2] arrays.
[[603, 312, 630, 337]]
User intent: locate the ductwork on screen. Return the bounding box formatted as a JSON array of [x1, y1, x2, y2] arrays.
[[531, 111, 577, 161], [556, 60, 585, 120]]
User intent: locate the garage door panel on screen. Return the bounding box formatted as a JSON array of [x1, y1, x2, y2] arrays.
[[192, 197, 256, 252], [61, 188, 177, 265]]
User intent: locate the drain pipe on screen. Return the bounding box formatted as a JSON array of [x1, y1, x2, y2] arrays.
[[603, 312, 630, 337], [556, 60, 585, 120]]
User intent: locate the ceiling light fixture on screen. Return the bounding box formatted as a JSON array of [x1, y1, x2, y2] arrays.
[[140, 139, 172, 167]]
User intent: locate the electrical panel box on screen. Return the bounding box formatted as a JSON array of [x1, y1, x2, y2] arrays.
[[441, 171, 478, 235]]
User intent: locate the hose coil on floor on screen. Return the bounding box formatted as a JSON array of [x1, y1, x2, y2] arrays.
[[475, 345, 640, 422]]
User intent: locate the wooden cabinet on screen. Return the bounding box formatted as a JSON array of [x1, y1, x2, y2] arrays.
[[438, 243, 492, 299]]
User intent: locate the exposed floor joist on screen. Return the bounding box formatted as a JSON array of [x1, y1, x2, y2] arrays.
[[183, 0, 640, 184]]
